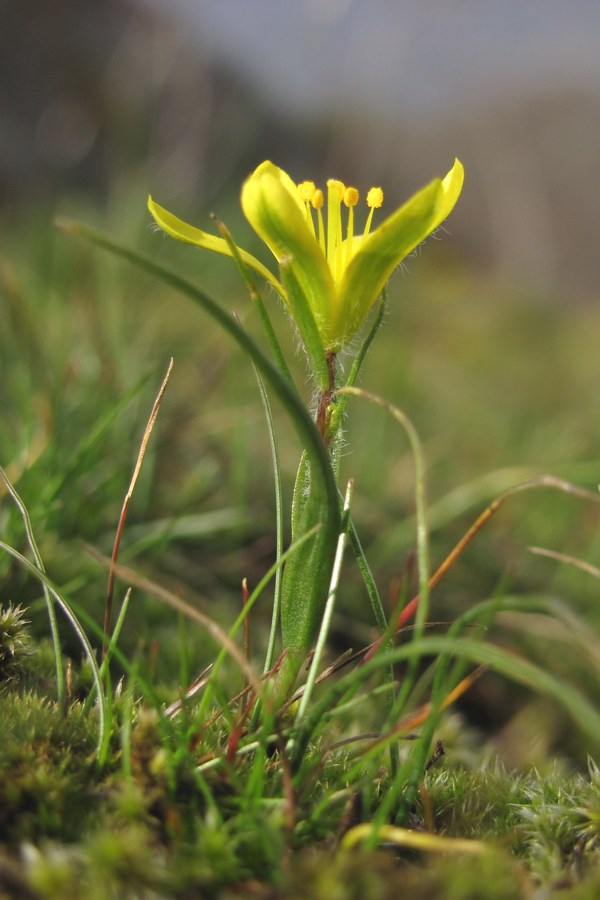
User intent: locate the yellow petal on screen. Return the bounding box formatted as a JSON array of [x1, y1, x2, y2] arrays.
[[241, 163, 335, 333], [430, 157, 464, 231], [330, 159, 464, 348], [331, 179, 442, 348], [148, 196, 282, 293]]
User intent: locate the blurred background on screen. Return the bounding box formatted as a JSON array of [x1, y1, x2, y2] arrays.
[[2, 0, 600, 765], [3, 0, 600, 294]]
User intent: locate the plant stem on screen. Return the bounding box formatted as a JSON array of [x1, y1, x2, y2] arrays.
[[315, 352, 337, 443]]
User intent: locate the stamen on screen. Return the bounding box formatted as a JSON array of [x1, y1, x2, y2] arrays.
[[365, 187, 383, 236], [343, 187, 359, 265], [298, 180, 317, 237], [312, 189, 325, 252]]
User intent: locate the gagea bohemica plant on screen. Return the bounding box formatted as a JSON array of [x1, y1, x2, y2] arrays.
[[148, 159, 463, 700]]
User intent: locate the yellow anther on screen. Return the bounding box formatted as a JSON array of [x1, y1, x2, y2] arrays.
[[343, 187, 359, 267], [364, 187, 383, 236], [311, 188, 324, 210], [343, 186, 359, 207], [366, 187, 384, 209], [298, 180, 316, 204]]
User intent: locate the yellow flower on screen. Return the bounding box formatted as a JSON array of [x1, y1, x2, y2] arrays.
[[148, 158, 463, 354]]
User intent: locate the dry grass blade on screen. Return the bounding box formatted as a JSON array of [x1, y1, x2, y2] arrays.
[[87, 546, 266, 705], [340, 667, 486, 760], [163, 662, 215, 718], [422, 474, 599, 598], [103, 358, 173, 656], [241, 577, 252, 707], [528, 545, 600, 579]]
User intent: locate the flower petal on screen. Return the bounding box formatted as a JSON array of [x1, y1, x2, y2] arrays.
[[332, 160, 464, 348], [241, 162, 336, 337], [429, 158, 464, 231], [332, 179, 442, 347], [148, 196, 282, 293]]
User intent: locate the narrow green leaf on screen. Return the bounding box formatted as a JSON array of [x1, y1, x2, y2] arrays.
[[0, 467, 65, 713]]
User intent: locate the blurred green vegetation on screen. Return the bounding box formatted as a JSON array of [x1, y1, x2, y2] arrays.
[[2, 188, 600, 762]]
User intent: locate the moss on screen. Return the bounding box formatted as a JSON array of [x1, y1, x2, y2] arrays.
[[281, 847, 527, 900], [426, 762, 600, 882], [0, 690, 98, 844], [0, 603, 34, 682]]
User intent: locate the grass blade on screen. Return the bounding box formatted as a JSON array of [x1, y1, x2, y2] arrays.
[[0, 540, 108, 759], [104, 359, 173, 655], [0, 466, 66, 712]]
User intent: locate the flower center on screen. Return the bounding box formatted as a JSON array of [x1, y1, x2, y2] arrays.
[[297, 178, 384, 282]]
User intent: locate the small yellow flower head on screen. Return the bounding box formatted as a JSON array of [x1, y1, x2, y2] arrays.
[[148, 158, 464, 355]]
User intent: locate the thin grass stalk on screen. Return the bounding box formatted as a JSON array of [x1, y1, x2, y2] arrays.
[[120, 676, 136, 783], [211, 213, 294, 386], [43, 581, 183, 750], [347, 520, 388, 635], [0, 466, 65, 712], [104, 358, 173, 657], [381, 601, 495, 827], [83, 588, 132, 716], [341, 823, 491, 855], [346, 520, 398, 751], [386, 584, 600, 826], [417, 475, 600, 605], [250, 365, 284, 677], [339, 388, 431, 712], [0, 540, 108, 758], [430, 593, 589, 709]]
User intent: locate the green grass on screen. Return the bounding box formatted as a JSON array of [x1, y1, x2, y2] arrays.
[[1, 197, 600, 896]]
